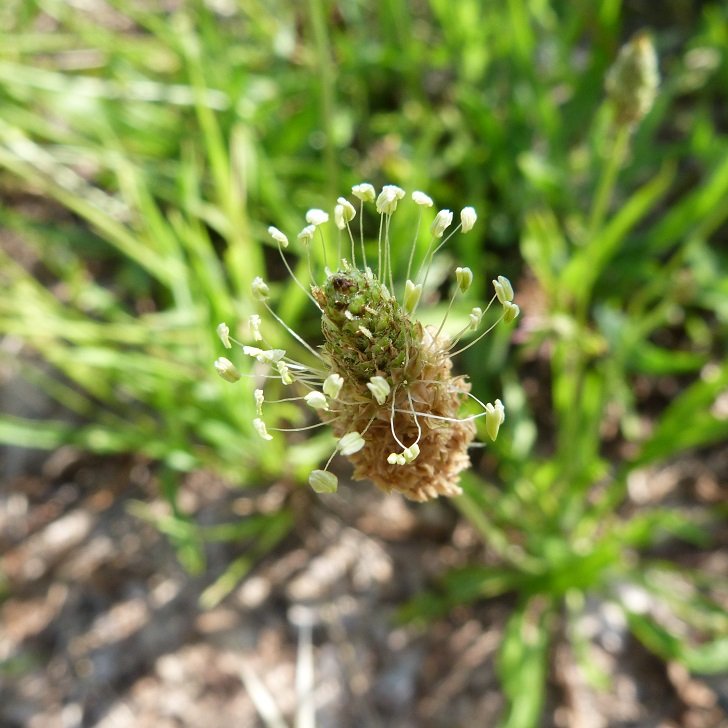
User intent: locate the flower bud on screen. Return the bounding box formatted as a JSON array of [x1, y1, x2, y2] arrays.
[[252, 276, 270, 301], [306, 208, 329, 226], [412, 190, 433, 207], [253, 417, 273, 441], [338, 431, 365, 456], [216, 322, 232, 349], [366, 376, 391, 405], [309, 469, 338, 493], [323, 373, 344, 399], [267, 225, 288, 248], [304, 391, 329, 411], [485, 399, 505, 441], [455, 266, 473, 293], [403, 279, 422, 314], [352, 183, 375, 202], [493, 275, 514, 304], [214, 357, 240, 383], [376, 185, 405, 215], [431, 209, 453, 238], [503, 301, 520, 323], [460, 206, 477, 233]]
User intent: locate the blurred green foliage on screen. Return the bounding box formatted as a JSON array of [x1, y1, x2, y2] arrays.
[[1, 1, 727, 725]]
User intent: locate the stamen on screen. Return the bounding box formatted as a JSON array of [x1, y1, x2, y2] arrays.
[[358, 200, 367, 269], [276, 239, 320, 307], [418, 223, 463, 297], [346, 220, 356, 268], [407, 390, 423, 446], [270, 421, 331, 432], [434, 287, 458, 340], [405, 207, 423, 284], [384, 213, 394, 293], [389, 385, 408, 451], [377, 212, 384, 280], [317, 226, 328, 269], [449, 311, 505, 357], [263, 301, 326, 362]]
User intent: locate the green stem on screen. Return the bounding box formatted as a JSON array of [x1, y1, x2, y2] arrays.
[[558, 125, 632, 512], [585, 124, 631, 246], [308, 0, 339, 201]]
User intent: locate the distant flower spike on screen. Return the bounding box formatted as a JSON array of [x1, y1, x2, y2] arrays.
[[215, 183, 518, 501], [606, 32, 659, 128]]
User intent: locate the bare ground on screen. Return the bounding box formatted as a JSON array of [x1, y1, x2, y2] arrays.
[[1, 444, 727, 728]]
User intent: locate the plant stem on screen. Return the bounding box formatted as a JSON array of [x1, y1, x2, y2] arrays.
[[308, 0, 339, 202], [586, 124, 631, 245]]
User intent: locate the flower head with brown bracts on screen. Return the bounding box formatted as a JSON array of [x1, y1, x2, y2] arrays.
[[215, 184, 518, 501]]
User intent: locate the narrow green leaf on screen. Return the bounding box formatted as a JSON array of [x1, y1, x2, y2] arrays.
[[635, 361, 728, 465], [498, 599, 552, 728]]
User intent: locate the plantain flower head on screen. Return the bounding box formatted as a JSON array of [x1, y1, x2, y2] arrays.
[[215, 184, 517, 501]]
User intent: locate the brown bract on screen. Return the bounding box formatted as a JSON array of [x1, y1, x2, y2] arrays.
[[328, 327, 476, 501]]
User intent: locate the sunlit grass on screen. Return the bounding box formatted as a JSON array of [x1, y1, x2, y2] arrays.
[[1, 2, 727, 725]]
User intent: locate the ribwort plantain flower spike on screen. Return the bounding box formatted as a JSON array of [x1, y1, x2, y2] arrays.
[[606, 31, 659, 128], [215, 184, 518, 501]]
